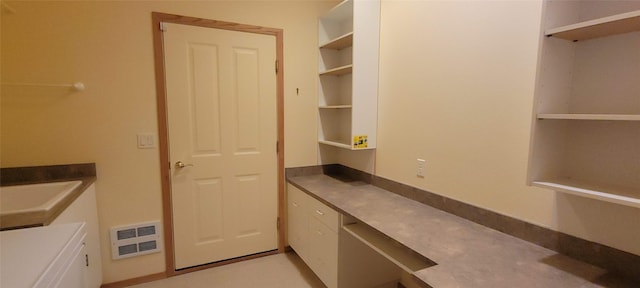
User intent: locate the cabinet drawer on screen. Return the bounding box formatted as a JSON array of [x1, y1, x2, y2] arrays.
[[288, 185, 308, 208], [309, 197, 339, 233]]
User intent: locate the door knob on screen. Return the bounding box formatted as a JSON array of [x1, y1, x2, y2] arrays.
[[175, 161, 194, 169]]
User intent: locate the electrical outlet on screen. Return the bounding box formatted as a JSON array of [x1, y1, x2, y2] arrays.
[[417, 159, 426, 178]]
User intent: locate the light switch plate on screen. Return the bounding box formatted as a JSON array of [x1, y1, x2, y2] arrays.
[[417, 158, 426, 177], [137, 133, 156, 149]]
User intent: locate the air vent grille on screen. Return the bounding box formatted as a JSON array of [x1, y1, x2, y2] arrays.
[[110, 221, 162, 260]]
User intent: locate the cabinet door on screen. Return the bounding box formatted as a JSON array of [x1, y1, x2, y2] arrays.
[[287, 185, 309, 261], [53, 242, 87, 288], [52, 184, 102, 288], [309, 216, 338, 288]]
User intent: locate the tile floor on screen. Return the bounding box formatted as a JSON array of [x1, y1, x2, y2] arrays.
[[126, 252, 326, 288]]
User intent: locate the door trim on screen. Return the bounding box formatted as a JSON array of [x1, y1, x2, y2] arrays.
[[151, 12, 285, 276]]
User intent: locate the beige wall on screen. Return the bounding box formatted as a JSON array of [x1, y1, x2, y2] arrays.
[[1, 0, 326, 283], [2, 0, 638, 285], [376, 0, 640, 256]]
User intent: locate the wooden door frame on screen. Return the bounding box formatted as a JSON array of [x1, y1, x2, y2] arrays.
[[151, 12, 285, 277]]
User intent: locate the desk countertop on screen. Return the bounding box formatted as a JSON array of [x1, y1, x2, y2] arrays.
[[288, 174, 635, 288]]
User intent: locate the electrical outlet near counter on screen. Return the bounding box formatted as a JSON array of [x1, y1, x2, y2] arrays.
[[417, 158, 426, 178]]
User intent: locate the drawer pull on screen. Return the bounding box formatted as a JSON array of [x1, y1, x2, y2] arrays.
[[315, 210, 325, 216], [315, 230, 324, 236], [292, 202, 299, 207]]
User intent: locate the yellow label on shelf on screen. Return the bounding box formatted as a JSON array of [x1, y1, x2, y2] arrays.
[[353, 135, 368, 148]]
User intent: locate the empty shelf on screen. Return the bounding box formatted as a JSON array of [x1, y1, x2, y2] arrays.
[[320, 32, 354, 50], [537, 114, 640, 121], [319, 140, 352, 149], [319, 105, 353, 109], [545, 10, 640, 41], [532, 179, 640, 208], [319, 65, 353, 76]]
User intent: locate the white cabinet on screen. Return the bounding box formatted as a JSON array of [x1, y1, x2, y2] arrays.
[[1, 223, 87, 288], [287, 183, 309, 260], [52, 183, 103, 287], [528, 1, 640, 207], [287, 184, 339, 288], [318, 0, 380, 150]]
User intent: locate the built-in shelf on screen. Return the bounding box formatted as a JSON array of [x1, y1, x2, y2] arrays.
[[546, 10, 640, 41], [532, 180, 640, 208], [318, 0, 379, 153], [342, 223, 435, 273], [537, 114, 640, 121], [528, 1, 640, 208], [320, 32, 353, 50], [319, 105, 353, 109], [320, 65, 353, 76]]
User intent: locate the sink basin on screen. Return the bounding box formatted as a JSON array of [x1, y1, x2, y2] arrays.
[[0, 181, 82, 216]]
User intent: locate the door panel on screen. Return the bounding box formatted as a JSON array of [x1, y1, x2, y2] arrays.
[[163, 22, 277, 270], [190, 44, 222, 153], [194, 178, 223, 243]]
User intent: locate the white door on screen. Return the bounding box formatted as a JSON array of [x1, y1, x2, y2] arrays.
[[163, 22, 278, 270]]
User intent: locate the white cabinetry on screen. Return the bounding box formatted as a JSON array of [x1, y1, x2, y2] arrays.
[[52, 183, 103, 287], [528, 1, 640, 208], [287, 184, 339, 288], [318, 0, 380, 150], [287, 183, 309, 261], [1, 223, 87, 288]]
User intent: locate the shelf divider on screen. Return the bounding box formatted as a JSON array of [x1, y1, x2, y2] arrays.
[[319, 140, 376, 150], [545, 10, 640, 41], [532, 179, 640, 208], [537, 113, 640, 121], [319, 65, 353, 76], [320, 32, 353, 50], [319, 105, 353, 109], [319, 140, 352, 149]]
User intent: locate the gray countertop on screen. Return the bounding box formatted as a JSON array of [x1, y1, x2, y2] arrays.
[[288, 174, 634, 288]]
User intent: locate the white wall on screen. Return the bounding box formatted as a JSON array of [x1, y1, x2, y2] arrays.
[[378, 0, 550, 229], [376, 0, 640, 256], [1, 0, 327, 283]]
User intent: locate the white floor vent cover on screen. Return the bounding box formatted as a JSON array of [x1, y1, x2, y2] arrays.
[[110, 221, 162, 260]]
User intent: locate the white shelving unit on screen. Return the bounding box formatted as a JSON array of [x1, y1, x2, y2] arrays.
[[318, 0, 380, 150], [528, 0, 640, 208]]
